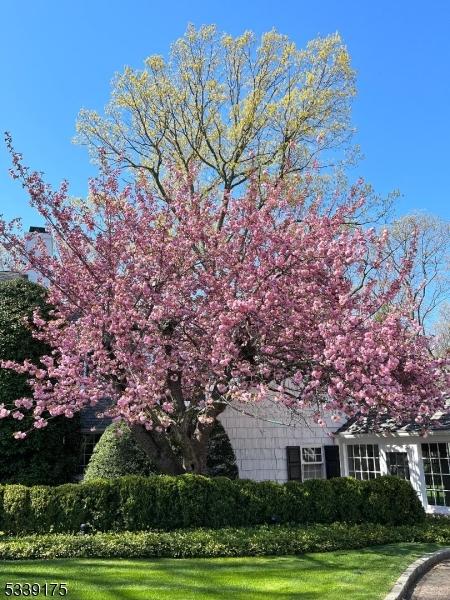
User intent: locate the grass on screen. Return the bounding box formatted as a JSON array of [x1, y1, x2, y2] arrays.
[[0, 543, 442, 599]]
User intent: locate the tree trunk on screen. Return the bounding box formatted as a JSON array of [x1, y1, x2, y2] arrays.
[[130, 422, 213, 475], [130, 406, 226, 475], [130, 425, 184, 475], [180, 431, 209, 474]]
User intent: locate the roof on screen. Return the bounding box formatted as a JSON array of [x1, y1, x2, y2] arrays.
[[336, 411, 450, 436], [80, 396, 113, 432], [0, 271, 28, 282]]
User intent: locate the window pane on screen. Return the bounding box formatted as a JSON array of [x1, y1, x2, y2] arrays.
[[301, 447, 323, 480], [347, 444, 380, 481], [386, 451, 410, 481], [303, 464, 323, 480], [78, 432, 102, 475], [302, 448, 316, 462], [429, 444, 439, 458], [422, 443, 450, 507], [439, 443, 448, 457], [422, 444, 431, 458]]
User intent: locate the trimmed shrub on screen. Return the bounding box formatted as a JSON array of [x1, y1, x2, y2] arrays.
[[0, 475, 424, 535], [328, 476, 364, 523], [206, 421, 239, 479], [84, 424, 155, 481], [29, 486, 59, 534], [0, 521, 447, 560], [0, 279, 81, 486], [362, 475, 424, 525], [2, 485, 31, 535], [300, 479, 336, 523]]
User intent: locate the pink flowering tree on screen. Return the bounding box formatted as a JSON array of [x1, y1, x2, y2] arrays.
[[0, 142, 448, 474]]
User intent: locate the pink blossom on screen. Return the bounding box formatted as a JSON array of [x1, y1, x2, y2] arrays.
[[0, 150, 447, 451]]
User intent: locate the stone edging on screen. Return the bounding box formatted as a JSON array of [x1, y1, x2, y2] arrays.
[[385, 547, 450, 600]]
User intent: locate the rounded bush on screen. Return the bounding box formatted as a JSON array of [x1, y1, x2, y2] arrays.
[[84, 424, 155, 481], [361, 476, 425, 525]]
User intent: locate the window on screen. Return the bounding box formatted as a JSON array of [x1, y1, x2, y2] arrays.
[[286, 446, 324, 481], [386, 451, 410, 480], [301, 447, 324, 480], [347, 444, 381, 480], [422, 443, 450, 507], [78, 432, 102, 475]]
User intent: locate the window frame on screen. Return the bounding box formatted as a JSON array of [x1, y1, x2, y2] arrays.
[[346, 443, 381, 480], [78, 431, 103, 475], [300, 446, 325, 480], [421, 442, 450, 508], [386, 450, 410, 481]]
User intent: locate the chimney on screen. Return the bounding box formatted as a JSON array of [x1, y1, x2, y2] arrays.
[[25, 226, 53, 286]]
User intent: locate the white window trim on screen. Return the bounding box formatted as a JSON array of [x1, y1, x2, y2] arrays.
[[419, 441, 450, 513], [300, 446, 324, 480], [345, 442, 382, 480]]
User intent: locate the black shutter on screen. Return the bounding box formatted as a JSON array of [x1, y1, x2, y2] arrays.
[[324, 445, 341, 479], [286, 446, 302, 481]]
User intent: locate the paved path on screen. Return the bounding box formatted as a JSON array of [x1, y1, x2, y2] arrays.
[[410, 560, 450, 599]]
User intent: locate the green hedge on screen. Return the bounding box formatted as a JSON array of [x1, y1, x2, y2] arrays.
[[0, 475, 424, 535], [0, 521, 447, 560]]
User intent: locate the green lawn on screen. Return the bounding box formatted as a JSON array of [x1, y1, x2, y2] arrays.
[[0, 543, 440, 600]]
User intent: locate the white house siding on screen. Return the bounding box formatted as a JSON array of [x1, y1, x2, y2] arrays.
[[218, 400, 339, 482]]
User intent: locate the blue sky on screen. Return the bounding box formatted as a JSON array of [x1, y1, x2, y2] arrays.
[[0, 0, 449, 227]]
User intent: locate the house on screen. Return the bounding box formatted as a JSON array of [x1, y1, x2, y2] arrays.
[[336, 412, 450, 515], [220, 402, 450, 515], [4, 226, 450, 514]]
